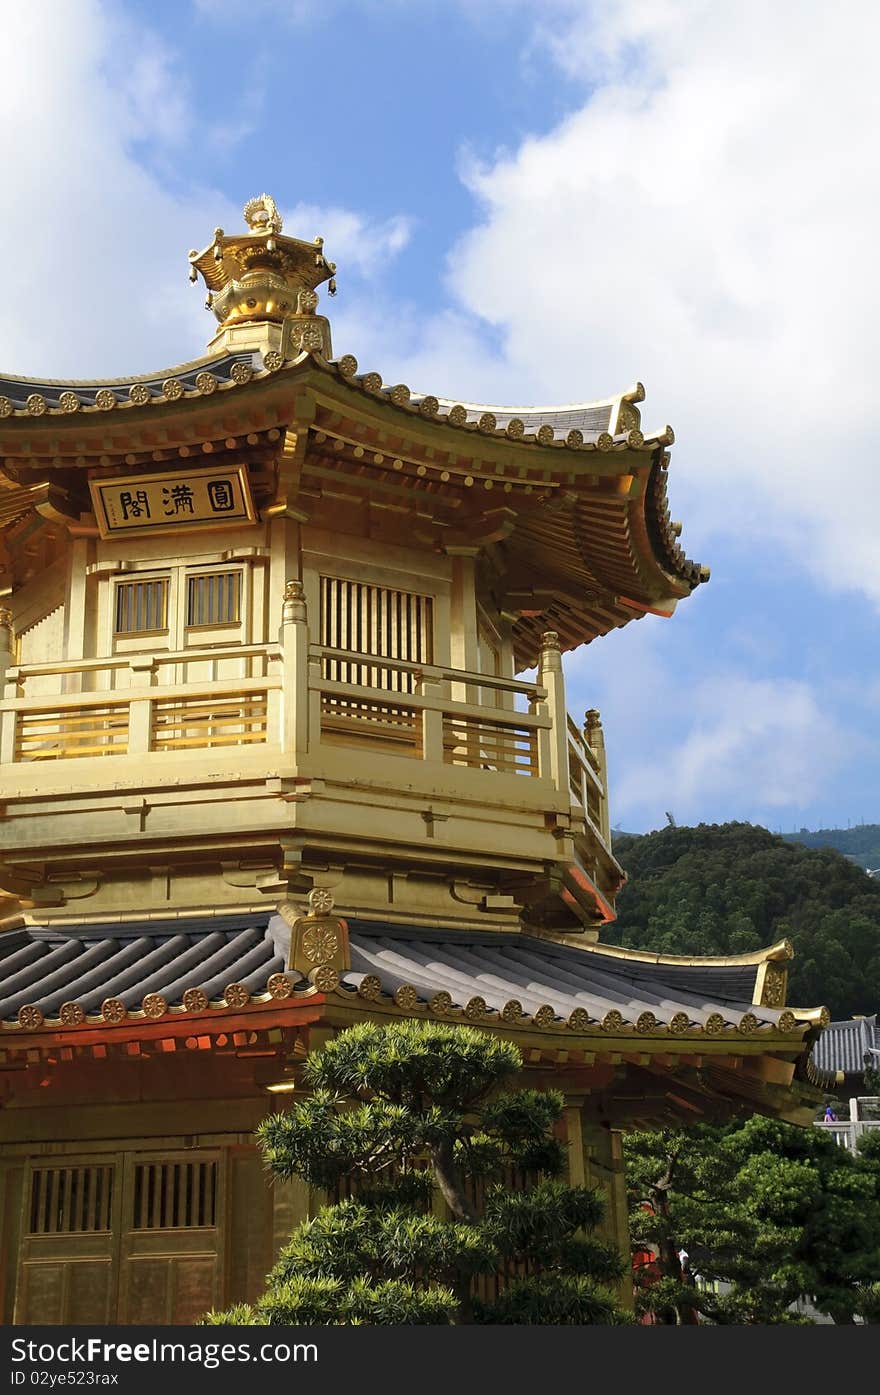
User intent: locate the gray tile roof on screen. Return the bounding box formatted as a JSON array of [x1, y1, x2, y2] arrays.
[[342, 921, 782, 1030], [812, 1014, 879, 1075], [432, 401, 615, 436], [0, 912, 285, 1022], [0, 352, 258, 410], [0, 912, 794, 1035]]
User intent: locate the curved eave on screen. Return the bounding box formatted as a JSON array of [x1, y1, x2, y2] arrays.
[[574, 935, 795, 969], [0, 347, 663, 452], [0, 344, 707, 656]]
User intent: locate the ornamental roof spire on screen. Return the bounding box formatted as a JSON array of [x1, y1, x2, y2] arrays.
[[188, 194, 336, 357]]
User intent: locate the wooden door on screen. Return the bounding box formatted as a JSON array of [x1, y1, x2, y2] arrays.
[[15, 1149, 226, 1325], [14, 1156, 122, 1323], [116, 1151, 226, 1324]]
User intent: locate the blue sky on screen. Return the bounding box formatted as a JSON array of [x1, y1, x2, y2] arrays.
[[2, 0, 879, 835]]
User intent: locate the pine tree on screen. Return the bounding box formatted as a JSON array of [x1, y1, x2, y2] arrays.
[[205, 1019, 629, 1325], [626, 1117, 880, 1324]]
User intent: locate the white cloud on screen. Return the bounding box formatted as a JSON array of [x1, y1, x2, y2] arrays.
[[285, 204, 413, 278], [434, 0, 880, 605], [563, 615, 858, 831], [0, 2, 413, 381]]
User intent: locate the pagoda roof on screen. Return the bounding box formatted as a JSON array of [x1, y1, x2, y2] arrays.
[[0, 346, 667, 455], [0, 343, 706, 663], [0, 910, 835, 1123], [0, 908, 826, 1042]]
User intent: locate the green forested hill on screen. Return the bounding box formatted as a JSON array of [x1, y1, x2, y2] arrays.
[[780, 824, 880, 871], [607, 822, 880, 1019]]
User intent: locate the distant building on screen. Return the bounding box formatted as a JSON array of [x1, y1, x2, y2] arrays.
[[812, 1014, 880, 1092]]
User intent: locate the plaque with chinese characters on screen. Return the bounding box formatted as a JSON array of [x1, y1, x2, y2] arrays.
[[89, 465, 255, 538]]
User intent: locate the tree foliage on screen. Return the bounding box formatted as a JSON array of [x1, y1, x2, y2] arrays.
[[206, 1020, 629, 1325], [781, 823, 880, 872], [610, 822, 880, 1018], [625, 1115, 880, 1324]]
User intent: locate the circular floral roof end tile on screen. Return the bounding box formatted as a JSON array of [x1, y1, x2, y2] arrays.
[[267, 973, 294, 999], [309, 965, 340, 993], [224, 983, 251, 1009], [182, 987, 209, 1013], [465, 995, 488, 1020]]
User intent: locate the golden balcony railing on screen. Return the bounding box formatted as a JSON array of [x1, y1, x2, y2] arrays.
[[0, 614, 613, 862], [310, 642, 545, 777]]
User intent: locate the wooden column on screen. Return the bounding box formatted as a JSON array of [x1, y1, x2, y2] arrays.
[[580, 1113, 635, 1312], [279, 580, 309, 756], [0, 609, 14, 763], [584, 708, 612, 844], [538, 630, 569, 793]]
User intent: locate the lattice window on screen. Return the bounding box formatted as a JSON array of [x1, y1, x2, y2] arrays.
[[132, 1160, 217, 1230], [320, 576, 433, 693], [186, 570, 242, 628], [114, 576, 169, 635], [28, 1165, 114, 1234]]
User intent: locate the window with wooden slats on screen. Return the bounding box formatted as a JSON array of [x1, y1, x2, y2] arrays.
[[131, 1160, 217, 1230], [320, 576, 433, 693], [28, 1165, 114, 1234], [186, 570, 241, 628], [114, 576, 169, 635]]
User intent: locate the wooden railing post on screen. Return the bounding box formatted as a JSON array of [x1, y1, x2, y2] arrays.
[[538, 631, 569, 793], [417, 671, 444, 763], [127, 657, 155, 754], [584, 708, 612, 844], [280, 581, 310, 755]]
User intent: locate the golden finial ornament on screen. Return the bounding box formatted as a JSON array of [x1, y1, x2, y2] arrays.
[[188, 194, 337, 356]]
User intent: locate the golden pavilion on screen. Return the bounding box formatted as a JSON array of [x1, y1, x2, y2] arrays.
[[0, 194, 832, 1324]]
